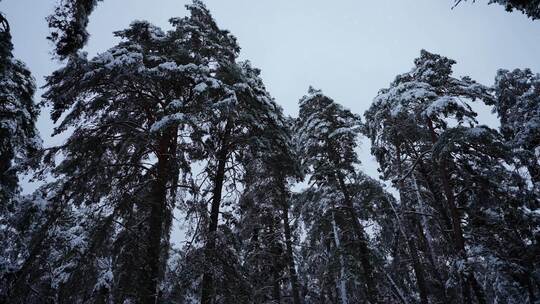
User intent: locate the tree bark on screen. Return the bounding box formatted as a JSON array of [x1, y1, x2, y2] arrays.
[[335, 172, 379, 304], [272, 254, 282, 304], [280, 184, 302, 304], [201, 126, 231, 304], [383, 271, 410, 304], [394, 144, 429, 304], [331, 211, 349, 304], [426, 119, 486, 304], [142, 128, 176, 304], [413, 175, 449, 302], [0, 147, 15, 201], [527, 163, 540, 187]]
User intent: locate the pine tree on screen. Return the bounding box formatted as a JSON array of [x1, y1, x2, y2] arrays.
[[238, 159, 288, 303], [296, 171, 398, 303], [492, 68, 540, 188], [41, 8, 227, 301], [364, 50, 497, 303], [237, 115, 302, 304], [196, 59, 293, 304], [0, 10, 40, 205], [0, 8, 42, 301], [433, 125, 540, 303], [295, 87, 382, 303], [296, 184, 352, 304], [364, 49, 538, 303], [453, 0, 540, 20], [4, 1, 539, 302], [47, 0, 103, 59]]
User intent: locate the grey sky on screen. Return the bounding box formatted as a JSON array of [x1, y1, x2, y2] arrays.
[[3, 0, 540, 190]]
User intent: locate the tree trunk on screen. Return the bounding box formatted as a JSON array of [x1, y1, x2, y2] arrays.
[[270, 219, 282, 304], [468, 273, 486, 304], [0, 147, 15, 201], [416, 163, 453, 238], [526, 276, 537, 303], [280, 184, 302, 304], [394, 144, 429, 304], [201, 127, 230, 304], [383, 271, 410, 304], [272, 257, 282, 304], [527, 163, 540, 187], [426, 119, 486, 304], [142, 128, 176, 304], [413, 175, 449, 302], [159, 133, 180, 287], [331, 211, 349, 304], [335, 172, 378, 304]]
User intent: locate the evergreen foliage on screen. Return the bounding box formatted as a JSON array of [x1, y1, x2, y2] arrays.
[[1, 2, 539, 304]]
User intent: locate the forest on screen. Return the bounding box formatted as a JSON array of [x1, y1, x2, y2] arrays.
[[1, 0, 539, 303]]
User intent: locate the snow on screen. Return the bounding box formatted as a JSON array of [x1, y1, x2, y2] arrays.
[[167, 99, 183, 111], [150, 113, 185, 132], [194, 82, 208, 93], [390, 103, 403, 117], [466, 126, 488, 137], [329, 127, 356, 138], [31, 195, 48, 211], [156, 62, 203, 73], [423, 96, 457, 117]]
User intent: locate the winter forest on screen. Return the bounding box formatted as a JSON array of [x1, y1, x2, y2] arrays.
[[1, 0, 540, 303]]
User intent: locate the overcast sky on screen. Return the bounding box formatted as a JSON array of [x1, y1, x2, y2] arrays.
[[3, 0, 540, 192]]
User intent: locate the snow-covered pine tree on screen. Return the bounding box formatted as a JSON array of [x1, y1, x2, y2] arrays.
[[271, 117, 304, 304], [296, 170, 398, 303], [41, 4, 231, 301], [194, 58, 294, 304], [296, 183, 353, 304], [365, 50, 491, 303], [238, 158, 288, 303], [453, 0, 540, 20], [492, 68, 540, 189], [47, 0, 103, 59], [43, 2, 292, 303], [0, 9, 40, 207], [236, 114, 302, 304], [433, 125, 540, 303], [0, 8, 42, 301], [294, 87, 383, 303], [364, 49, 537, 303]]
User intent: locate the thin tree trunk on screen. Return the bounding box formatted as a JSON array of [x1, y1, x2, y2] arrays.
[[526, 276, 537, 303], [335, 172, 379, 304], [154, 192, 176, 303], [272, 281, 281, 304], [0, 148, 14, 200], [426, 119, 486, 304], [142, 182, 167, 304], [416, 163, 453, 236], [281, 200, 302, 304], [272, 256, 282, 304], [331, 211, 349, 304], [394, 144, 429, 304], [413, 175, 449, 302], [527, 163, 540, 187], [95, 286, 109, 304], [270, 219, 282, 304], [201, 125, 231, 304], [468, 273, 486, 304], [160, 131, 180, 301], [383, 270, 409, 304]]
